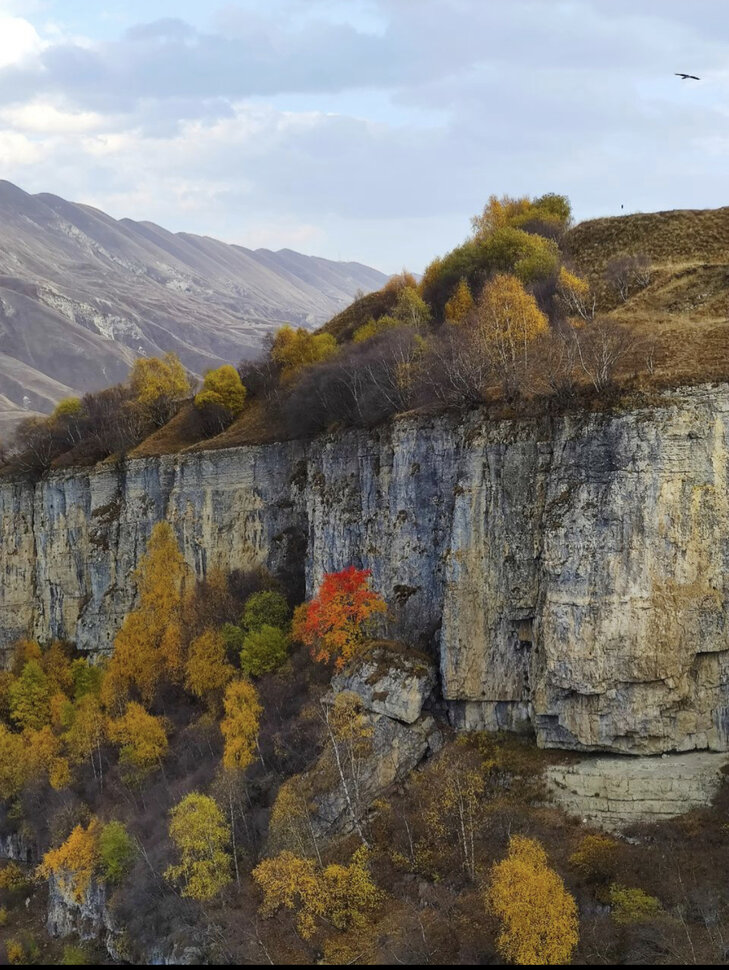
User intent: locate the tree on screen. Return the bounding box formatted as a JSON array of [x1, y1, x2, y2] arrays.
[[63, 694, 107, 783], [108, 702, 168, 785], [605, 253, 652, 302], [103, 522, 188, 709], [253, 846, 381, 941], [269, 774, 322, 864], [271, 326, 338, 382], [485, 835, 579, 965], [241, 590, 290, 633], [474, 274, 549, 385], [184, 629, 234, 700], [240, 625, 290, 676], [194, 365, 247, 432], [320, 692, 374, 845], [9, 660, 50, 731], [220, 679, 262, 772], [99, 821, 136, 883], [393, 286, 431, 328], [164, 792, 232, 900], [0, 725, 28, 800], [352, 315, 400, 344], [556, 266, 596, 320], [568, 833, 619, 883], [609, 884, 662, 925], [38, 819, 100, 903], [444, 279, 474, 324], [291, 566, 387, 669], [129, 353, 191, 427]]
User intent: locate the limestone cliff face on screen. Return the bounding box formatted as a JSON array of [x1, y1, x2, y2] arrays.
[[2, 385, 729, 755]]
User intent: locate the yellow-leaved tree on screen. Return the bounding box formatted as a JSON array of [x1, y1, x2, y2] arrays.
[[444, 278, 474, 325], [557, 266, 596, 321], [184, 629, 234, 703], [271, 326, 337, 382], [220, 678, 262, 772], [108, 702, 168, 785], [193, 365, 247, 432], [164, 792, 232, 900], [9, 660, 50, 731], [38, 819, 100, 903], [253, 846, 381, 941], [485, 835, 578, 965], [129, 353, 191, 426], [474, 273, 548, 382], [102, 522, 188, 710]]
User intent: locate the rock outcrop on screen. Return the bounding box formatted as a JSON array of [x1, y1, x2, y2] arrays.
[[331, 642, 436, 724], [3, 385, 729, 755], [547, 752, 729, 830]]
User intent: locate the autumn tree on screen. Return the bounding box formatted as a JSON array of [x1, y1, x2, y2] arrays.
[[129, 353, 191, 427], [0, 724, 28, 800], [184, 629, 234, 702], [319, 691, 374, 845], [194, 365, 247, 432], [557, 266, 596, 320], [485, 835, 579, 965], [392, 286, 431, 329], [268, 773, 322, 864], [102, 522, 188, 709], [9, 660, 50, 731], [253, 846, 381, 941], [292, 566, 387, 668], [63, 693, 107, 783], [474, 274, 549, 386], [164, 792, 232, 900], [352, 315, 400, 344], [271, 326, 338, 382], [444, 278, 474, 324], [108, 702, 168, 785], [39, 819, 101, 903], [220, 679, 262, 772]]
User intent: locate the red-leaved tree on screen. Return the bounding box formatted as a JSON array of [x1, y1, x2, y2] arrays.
[[292, 566, 387, 669]]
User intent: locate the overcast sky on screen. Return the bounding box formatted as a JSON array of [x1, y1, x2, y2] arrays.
[[0, 0, 727, 272]]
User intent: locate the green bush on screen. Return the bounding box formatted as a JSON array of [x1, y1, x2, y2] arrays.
[[609, 884, 662, 925], [240, 625, 290, 676], [241, 591, 290, 634], [99, 821, 136, 884]]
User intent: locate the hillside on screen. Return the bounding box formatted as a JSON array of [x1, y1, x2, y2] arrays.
[[0, 181, 386, 435]]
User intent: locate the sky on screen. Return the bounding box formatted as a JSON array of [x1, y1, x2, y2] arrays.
[[0, 1, 728, 272]]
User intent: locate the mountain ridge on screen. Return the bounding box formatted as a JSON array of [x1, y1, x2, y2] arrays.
[[0, 180, 387, 435]]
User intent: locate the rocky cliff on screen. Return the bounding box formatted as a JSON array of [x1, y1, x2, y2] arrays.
[[2, 385, 729, 756]]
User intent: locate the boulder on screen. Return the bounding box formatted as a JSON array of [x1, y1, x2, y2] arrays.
[[331, 641, 436, 724]]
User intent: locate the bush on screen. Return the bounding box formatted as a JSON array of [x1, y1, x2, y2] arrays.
[[240, 625, 290, 676], [241, 591, 290, 634], [194, 365, 247, 433], [609, 884, 662, 925], [99, 821, 136, 884]]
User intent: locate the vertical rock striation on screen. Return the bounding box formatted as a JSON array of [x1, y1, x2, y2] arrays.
[[2, 386, 729, 754]]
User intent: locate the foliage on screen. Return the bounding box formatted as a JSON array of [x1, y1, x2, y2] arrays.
[[53, 397, 84, 420], [569, 833, 619, 882], [184, 629, 234, 700], [393, 286, 431, 328], [38, 819, 100, 903], [61, 944, 89, 965], [99, 821, 136, 883], [253, 846, 381, 941], [444, 278, 474, 324], [474, 273, 549, 385], [194, 365, 247, 432], [220, 679, 262, 772], [164, 792, 232, 900], [485, 835, 579, 965], [108, 702, 168, 784], [9, 661, 50, 731], [557, 266, 595, 320], [0, 724, 30, 799], [0, 862, 28, 892], [103, 522, 188, 709], [240, 625, 290, 676], [241, 590, 290, 634], [271, 325, 338, 382], [471, 193, 572, 238], [129, 353, 191, 426], [291, 566, 387, 668], [609, 884, 662, 925], [352, 315, 401, 343]]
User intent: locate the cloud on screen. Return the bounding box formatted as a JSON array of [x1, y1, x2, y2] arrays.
[[1, 0, 729, 270]]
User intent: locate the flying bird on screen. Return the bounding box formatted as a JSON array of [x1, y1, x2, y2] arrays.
[[675, 73, 700, 80]]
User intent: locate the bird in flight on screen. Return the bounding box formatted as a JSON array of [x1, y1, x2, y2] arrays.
[[675, 73, 700, 80]]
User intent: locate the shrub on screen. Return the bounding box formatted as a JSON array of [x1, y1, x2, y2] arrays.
[[609, 884, 662, 925], [194, 365, 247, 433], [569, 833, 619, 883], [240, 625, 290, 676], [99, 821, 136, 884], [241, 590, 290, 634]]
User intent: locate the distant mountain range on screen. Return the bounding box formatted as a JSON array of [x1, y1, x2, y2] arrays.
[[0, 180, 387, 435]]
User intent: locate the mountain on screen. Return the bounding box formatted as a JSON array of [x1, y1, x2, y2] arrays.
[[0, 180, 387, 435]]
